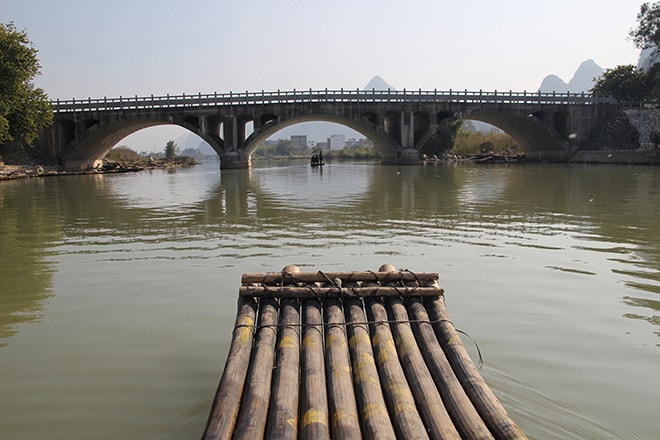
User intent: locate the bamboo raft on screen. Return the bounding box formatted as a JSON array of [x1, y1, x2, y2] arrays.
[[203, 265, 527, 440]]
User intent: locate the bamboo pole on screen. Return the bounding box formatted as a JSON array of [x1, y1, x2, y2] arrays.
[[203, 296, 257, 440], [407, 297, 494, 440], [265, 298, 301, 439], [239, 285, 444, 298], [366, 297, 429, 439], [425, 295, 528, 440], [233, 298, 279, 440], [241, 270, 438, 285], [300, 298, 330, 439], [323, 298, 362, 439], [345, 297, 396, 440], [385, 297, 461, 440]]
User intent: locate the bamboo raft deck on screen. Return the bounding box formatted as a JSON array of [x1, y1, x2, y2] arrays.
[[203, 265, 527, 440]]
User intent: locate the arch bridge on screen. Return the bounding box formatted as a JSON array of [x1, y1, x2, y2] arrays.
[[42, 89, 619, 169]]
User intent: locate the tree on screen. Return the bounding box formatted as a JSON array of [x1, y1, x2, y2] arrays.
[[629, 2, 660, 52], [591, 64, 649, 101], [452, 128, 517, 156], [274, 139, 296, 156], [0, 22, 53, 146], [106, 146, 140, 161], [164, 140, 178, 159], [646, 62, 660, 100]]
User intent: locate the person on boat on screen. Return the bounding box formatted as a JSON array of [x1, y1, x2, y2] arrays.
[[318, 150, 323, 164]]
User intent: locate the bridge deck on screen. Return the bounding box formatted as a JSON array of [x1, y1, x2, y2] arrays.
[[53, 88, 611, 113], [202, 266, 527, 439]]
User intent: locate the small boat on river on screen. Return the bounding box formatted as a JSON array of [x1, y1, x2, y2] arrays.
[[311, 152, 325, 167], [202, 264, 527, 439]]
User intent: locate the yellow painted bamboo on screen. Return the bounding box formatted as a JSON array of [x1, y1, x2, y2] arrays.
[[300, 298, 330, 439], [203, 296, 257, 440], [386, 297, 461, 440], [265, 298, 300, 439], [345, 297, 397, 440], [407, 297, 494, 440], [233, 298, 279, 440], [323, 298, 362, 439], [366, 297, 429, 439], [425, 295, 528, 440], [205, 267, 527, 440]]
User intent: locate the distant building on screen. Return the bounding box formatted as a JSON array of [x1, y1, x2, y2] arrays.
[[328, 134, 345, 150], [290, 135, 307, 149], [345, 138, 359, 148]]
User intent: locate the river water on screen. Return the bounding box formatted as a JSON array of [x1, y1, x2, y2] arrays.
[[0, 160, 658, 439]]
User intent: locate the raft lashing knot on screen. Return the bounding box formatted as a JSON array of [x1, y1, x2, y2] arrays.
[[203, 265, 527, 440]]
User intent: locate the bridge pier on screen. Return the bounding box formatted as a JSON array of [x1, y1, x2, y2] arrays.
[[402, 112, 414, 149], [219, 152, 251, 169]]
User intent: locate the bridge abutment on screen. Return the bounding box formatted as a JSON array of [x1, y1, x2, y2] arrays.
[[64, 158, 104, 170]]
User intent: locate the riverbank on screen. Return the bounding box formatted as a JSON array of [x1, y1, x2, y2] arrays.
[[0, 159, 199, 181]]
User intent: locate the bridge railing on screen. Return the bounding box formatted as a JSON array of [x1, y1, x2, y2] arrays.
[[52, 89, 617, 113]]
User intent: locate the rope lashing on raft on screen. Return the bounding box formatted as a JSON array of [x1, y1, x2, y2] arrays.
[[232, 316, 484, 369]]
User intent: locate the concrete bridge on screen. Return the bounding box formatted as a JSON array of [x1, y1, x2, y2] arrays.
[[40, 89, 619, 169]]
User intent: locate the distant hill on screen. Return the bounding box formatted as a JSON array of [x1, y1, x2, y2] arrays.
[[539, 74, 570, 93], [266, 76, 398, 142], [538, 59, 603, 93], [362, 75, 397, 91]]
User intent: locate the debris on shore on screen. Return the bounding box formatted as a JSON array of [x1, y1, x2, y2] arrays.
[[423, 151, 527, 164], [0, 157, 199, 181]]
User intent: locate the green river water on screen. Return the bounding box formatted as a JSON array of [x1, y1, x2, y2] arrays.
[[0, 160, 658, 439]]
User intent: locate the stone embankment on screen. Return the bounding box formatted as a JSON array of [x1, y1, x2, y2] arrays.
[[573, 108, 660, 164]]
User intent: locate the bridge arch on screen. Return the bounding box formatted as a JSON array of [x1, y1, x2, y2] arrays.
[[59, 118, 223, 169], [413, 111, 432, 148], [242, 113, 401, 164], [44, 89, 616, 168], [461, 110, 568, 158]]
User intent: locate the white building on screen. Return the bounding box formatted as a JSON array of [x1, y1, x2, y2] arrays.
[[328, 134, 346, 150], [290, 135, 307, 149]]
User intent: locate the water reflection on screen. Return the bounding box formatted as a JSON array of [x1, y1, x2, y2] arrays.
[[91, 164, 660, 309], [0, 180, 60, 346], [106, 167, 219, 213], [1, 161, 659, 439], [1, 162, 658, 347]]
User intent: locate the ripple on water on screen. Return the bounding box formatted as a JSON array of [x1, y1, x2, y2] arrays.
[[485, 367, 648, 440]]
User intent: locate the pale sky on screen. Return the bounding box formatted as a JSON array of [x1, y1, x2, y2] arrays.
[[4, 0, 645, 99], [2, 0, 647, 151]]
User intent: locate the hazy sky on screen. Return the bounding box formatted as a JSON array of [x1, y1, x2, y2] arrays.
[[2, 0, 648, 152], [4, 0, 645, 100]]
